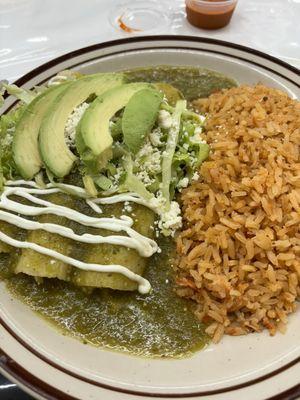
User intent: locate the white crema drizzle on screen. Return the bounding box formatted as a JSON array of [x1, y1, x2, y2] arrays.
[[0, 180, 159, 294]]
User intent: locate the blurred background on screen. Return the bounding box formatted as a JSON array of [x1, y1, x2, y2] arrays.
[[0, 0, 299, 399], [0, 0, 300, 83]]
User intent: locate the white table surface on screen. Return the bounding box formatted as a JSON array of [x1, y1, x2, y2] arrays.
[[0, 0, 299, 83], [0, 1, 299, 399]]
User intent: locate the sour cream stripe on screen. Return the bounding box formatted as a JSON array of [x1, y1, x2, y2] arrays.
[[1, 187, 157, 253], [6, 180, 88, 196], [1, 187, 133, 228], [6, 180, 154, 213], [0, 231, 151, 294], [0, 210, 155, 257]]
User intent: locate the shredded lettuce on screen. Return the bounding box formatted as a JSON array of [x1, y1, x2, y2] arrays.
[[2, 83, 37, 105], [122, 154, 153, 201], [82, 175, 98, 197], [1, 70, 81, 108], [47, 70, 82, 87], [0, 154, 3, 191], [93, 174, 112, 191], [34, 171, 47, 188], [46, 170, 88, 198], [161, 99, 186, 208], [0, 104, 26, 184], [160, 102, 202, 122]]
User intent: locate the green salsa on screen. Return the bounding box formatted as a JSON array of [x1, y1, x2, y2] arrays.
[[1, 238, 207, 358], [0, 66, 236, 358], [126, 66, 236, 100]]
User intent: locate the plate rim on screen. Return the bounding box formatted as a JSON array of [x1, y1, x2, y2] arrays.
[[8, 35, 300, 88], [0, 35, 299, 400], [1, 346, 300, 400]]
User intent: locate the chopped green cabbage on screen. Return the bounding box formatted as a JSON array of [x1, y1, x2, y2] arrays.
[[2, 83, 37, 105], [161, 100, 186, 208]]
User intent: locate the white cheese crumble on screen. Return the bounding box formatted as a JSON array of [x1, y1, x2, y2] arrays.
[[194, 126, 203, 136], [192, 171, 200, 181], [191, 126, 207, 145], [158, 201, 182, 236], [111, 165, 125, 189], [149, 191, 182, 236], [149, 127, 163, 147], [134, 139, 162, 187], [158, 109, 172, 129], [122, 201, 133, 213], [177, 177, 189, 189], [136, 170, 155, 186], [65, 102, 89, 148], [199, 115, 206, 124]]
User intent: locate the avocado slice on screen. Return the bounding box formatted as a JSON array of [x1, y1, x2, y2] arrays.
[[122, 88, 163, 153], [77, 82, 152, 171], [39, 73, 124, 178], [12, 82, 71, 179]]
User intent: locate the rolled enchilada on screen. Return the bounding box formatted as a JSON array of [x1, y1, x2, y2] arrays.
[[8, 193, 155, 291]]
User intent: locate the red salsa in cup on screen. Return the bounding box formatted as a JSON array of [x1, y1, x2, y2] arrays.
[[186, 0, 238, 30]]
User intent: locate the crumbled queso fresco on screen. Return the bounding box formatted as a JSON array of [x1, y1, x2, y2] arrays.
[[65, 102, 89, 147], [192, 171, 200, 181], [149, 127, 163, 147], [158, 109, 172, 129], [134, 139, 162, 186], [149, 194, 182, 236], [122, 201, 133, 213], [177, 177, 189, 189]]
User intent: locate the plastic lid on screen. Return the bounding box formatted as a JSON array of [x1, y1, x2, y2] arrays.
[[109, 0, 172, 34]]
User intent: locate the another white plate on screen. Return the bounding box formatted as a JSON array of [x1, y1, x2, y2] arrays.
[[0, 36, 299, 400]]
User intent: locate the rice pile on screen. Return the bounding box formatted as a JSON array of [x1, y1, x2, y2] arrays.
[[176, 85, 300, 342]]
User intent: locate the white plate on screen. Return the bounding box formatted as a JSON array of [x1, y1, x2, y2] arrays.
[[0, 36, 299, 400]]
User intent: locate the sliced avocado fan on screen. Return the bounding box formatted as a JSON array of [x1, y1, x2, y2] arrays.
[[39, 73, 124, 178], [12, 82, 71, 179], [76, 82, 153, 172]]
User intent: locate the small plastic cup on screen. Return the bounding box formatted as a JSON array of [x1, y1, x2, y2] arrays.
[[185, 0, 238, 30]]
